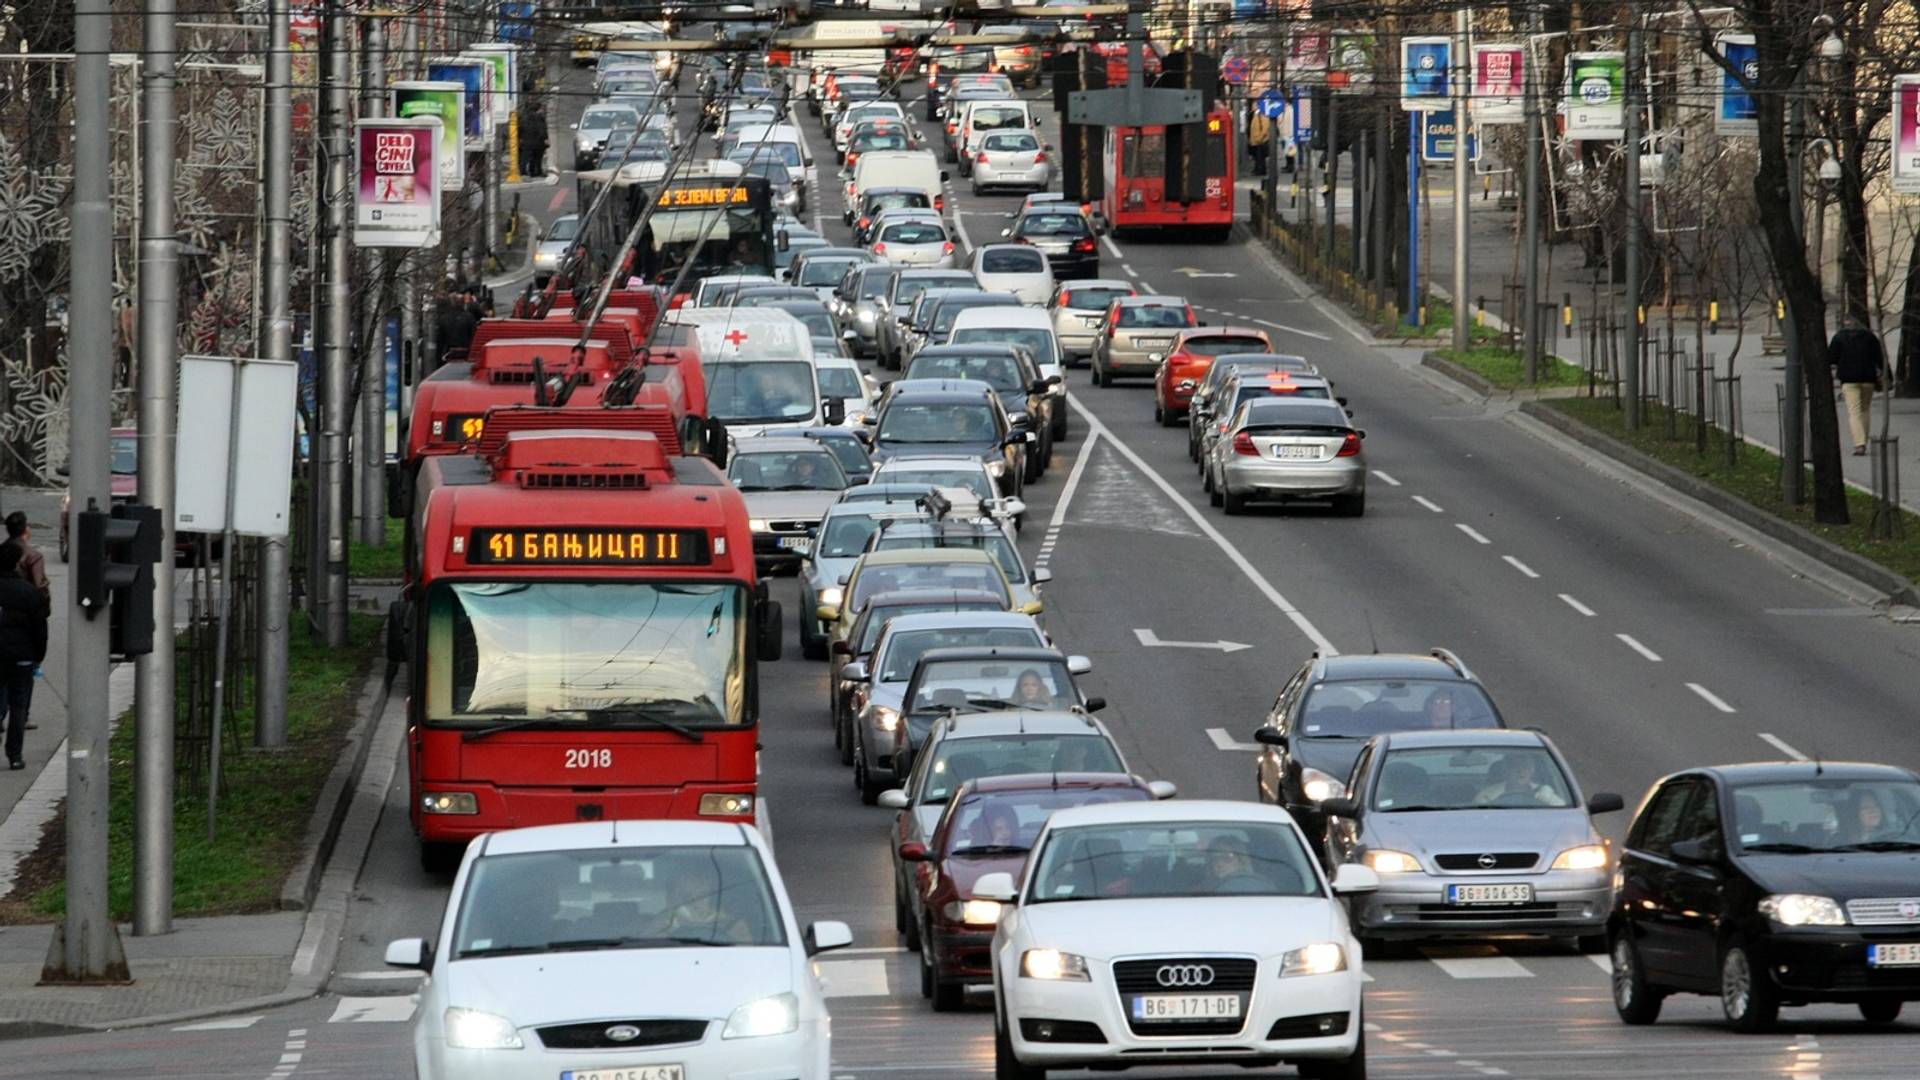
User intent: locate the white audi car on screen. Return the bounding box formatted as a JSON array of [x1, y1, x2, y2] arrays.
[[386, 820, 853, 1080], [979, 800, 1376, 1079]]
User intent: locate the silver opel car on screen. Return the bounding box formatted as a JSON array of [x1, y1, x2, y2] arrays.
[[1319, 728, 1626, 952], [1209, 397, 1367, 516]]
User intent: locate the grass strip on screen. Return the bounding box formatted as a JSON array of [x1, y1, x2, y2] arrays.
[[1434, 346, 1586, 390], [350, 515, 404, 580]]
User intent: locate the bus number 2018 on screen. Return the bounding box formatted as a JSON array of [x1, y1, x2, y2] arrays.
[[564, 749, 613, 769]]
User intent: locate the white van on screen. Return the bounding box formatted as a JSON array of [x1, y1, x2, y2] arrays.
[[945, 306, 1069, 438], [671, 308, 835, 434], [957, 99, 1036, 170], [845, 150, 946, 223], [723, 123, 817, 196]]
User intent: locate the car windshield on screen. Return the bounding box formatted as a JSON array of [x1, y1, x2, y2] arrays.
[[707, 361, 818, 425], [851, 562, 1009, 611], [1029, 821, 1321, 901], [424, 583, 747, 724], [1731, 778, 1920, 851], [1299, 679, 1501, 737], [935, 301, 1012, 336], [733, 143, 803, 168], [982, 249, 1046, 274], [883, 222, 947, 245], [878, 467, 994, 504], [1018, 213, 1088, 237], [729, 449, 849, 492], [1117, 304, 1191, 328], [784, 310, 837, 338], [853, 270, 897, 299], [544, 217, 580, 242], [853, 130, 912, 152], [452, 845, 785, 958], [868, 193, 931, 215], [819, 512, 918, 559], [875, 531, 1024, 583], [923, 735, 1121, 804], [1059, 286, 1131, 312], [813, 433, 871, 477], [983, 132, 1039, 153], [951, 327, 1054, 365], [908, 353, 1024, 393], [896, 276, 973, 307], [799, 257, 859, 287], [878, 402, 998, 444], [815, 365, 865, 400], [946, 787, 1147, 854], [1372, 746, 1575, 811], [908, 655, 1072, 709], [1182, 336, 1268, 358]]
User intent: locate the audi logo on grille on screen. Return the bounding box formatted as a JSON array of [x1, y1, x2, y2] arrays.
[[1155, 964, 1216, 988], [604, 1025, 641, 1043], [1477, 853, 1498, 870]]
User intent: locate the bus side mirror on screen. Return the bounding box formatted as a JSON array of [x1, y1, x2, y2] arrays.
[[758, 598, 784, 662], [385, 601, 411, 665]]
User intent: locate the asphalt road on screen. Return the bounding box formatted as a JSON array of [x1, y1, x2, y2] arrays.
[[51, 51, 1920, 1080]]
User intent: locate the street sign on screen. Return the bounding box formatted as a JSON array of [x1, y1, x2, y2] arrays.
[[1421, 109, 1481, 163], [1256, 87, 1286, 118], [1223, 55, 1250, 85], [1291, 92, 1314, 145]]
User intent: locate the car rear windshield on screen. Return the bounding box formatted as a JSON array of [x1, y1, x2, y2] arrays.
[[853, 131, 912, 152], [1018, 213, 1089, 237], [1060, 286, 1131, 311], [982, 248, 1046, 274], [883, 629, 1047, 683], [883, 222, 947, 245], [1242, 400, 1349, 429], [1116, 304, 1190, 328], [1029, 822, 1320, 901], [1731, 778, 1920, 852], [951, 327, 1054, 366], [876, 467, 994, 504], [1373, 747, 1574, 811], [971, 106, 1027, 130], [982, 132, 1039, 153], [1181, 335, 1268, 357], [867, 192, 932, 215], [858, 601, 1003, 652], [851, 562, 1009, 611], [1232, 383, 1331, 407], [1298, 679, 1502, 738], [923, 735, 1121, 803], [895, 275, 973, 307]]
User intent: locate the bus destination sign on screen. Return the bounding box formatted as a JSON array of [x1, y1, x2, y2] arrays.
[[658, 185, 749, 208], [466, 527, 711, 565]]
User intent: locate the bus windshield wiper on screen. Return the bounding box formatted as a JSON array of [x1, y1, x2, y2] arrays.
[[461, 715, 591, 742], [579, 706, 707, 743]]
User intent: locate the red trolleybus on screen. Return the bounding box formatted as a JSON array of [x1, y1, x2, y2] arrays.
[[401, 418, 782, 871], [1100, 106, 1235, 241]]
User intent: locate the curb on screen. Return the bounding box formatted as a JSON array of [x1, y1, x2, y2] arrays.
[[279, 666, 391, 912], [1518, 400, 1920, 608]]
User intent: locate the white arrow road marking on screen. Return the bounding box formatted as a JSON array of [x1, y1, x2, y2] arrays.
[[1207, 727, 1261, 752], [1175, 266, 1238, 278], [1134, 628, 1252, 653]]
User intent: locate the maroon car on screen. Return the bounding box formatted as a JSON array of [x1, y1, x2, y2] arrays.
[[59, 427, 139, 562], [898, 772, 1174, 1011]]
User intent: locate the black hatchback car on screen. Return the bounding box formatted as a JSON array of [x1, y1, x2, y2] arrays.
[[864, 379, 1028, 496], [1610, 762, 1920, 1032], [1253, 649, 1506, 848]]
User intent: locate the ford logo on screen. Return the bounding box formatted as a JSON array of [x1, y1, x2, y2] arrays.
[[1156, 964, 1216, 988], [1477, 853, 1498, 870], [604, 1024, 642, 1043]]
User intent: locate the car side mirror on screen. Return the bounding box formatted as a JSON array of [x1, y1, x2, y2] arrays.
[[1000, 497, 1026, 518], [841, 660, 869, 682], [972, 871, 1017, 902], [1336, 396, 1349, 407], [1146, 780, 1177, 800], [842, 329, 858, 340], [831, 639, 854, 656], [55, 464, 70, 478], [1587, 792, 1626, 815], [940, 170, 950, 182], [804, 920, 854, 956], [1066, 654, 1091, 675], [385, 600, 411, 664], [777, 229, 791, 253], [1253, 727, 1288, 748], [1670, 838, 1721, 866], [1028, 379, 1050, 395], [384, 937, 433, 971], [822, 397, 846, 426], [877, 788, 909, 810], [1319, 797, 1360, 819], [816, 603, 840, 624], [1081, 695, 1105, 712], [1033, 566, 1053, 584], [1195, 320, 1209, 327], [1330, 864, 1380, 895], [1000, 228, 1012, 238], [897, 840, 929, 862]]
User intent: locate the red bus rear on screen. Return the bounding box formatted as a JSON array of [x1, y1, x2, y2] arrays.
[[1101, 106, 1235, 241]]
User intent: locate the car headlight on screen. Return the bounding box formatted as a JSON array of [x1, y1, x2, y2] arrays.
[[871, 705, 900, 732], [749, 518, 769, 532], [443, 1007, 523, 1050], [1363, 849, 1422, 874], [1021, 948, 1090, 981], [722, 992, 799, 1039], [782, 190, 799, 205], [818, 585, 843, 608], [1759, 894, 1847, 927], [1551, 844, 1610, 871], [986, 460, 1006, 477], [1279, 942, 1347, 978], [943, 899, 1004, 925], [1299, 767, 1346, 803]]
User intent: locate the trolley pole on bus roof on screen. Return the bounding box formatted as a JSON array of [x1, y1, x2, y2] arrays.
[[1064, 7, 1201, 128]]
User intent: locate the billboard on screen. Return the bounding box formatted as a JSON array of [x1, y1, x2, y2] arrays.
[[1287, 30, 1329, 79], [1895, 76, 1920, 193], [1401, 36, 1451, 111], [1422, 109, 1480, 162], [355, 118, 442, 248], [1472, 44, 1525, 125], [1715, 33, 1759, 135], [392, 81, 466, 188], [427, 56, 493, 149], [465, 43, 518, 125], [1328, 32, 1373, 95], [1564, 52, 1626, 140]]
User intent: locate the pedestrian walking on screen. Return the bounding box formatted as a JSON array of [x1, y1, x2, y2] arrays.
[[1248, 109, 1272, 178], [0, 544, 47, 770], [1828, 313, 1888, 456], [2, 512, 49, 614], [522, 105, 549, 178]]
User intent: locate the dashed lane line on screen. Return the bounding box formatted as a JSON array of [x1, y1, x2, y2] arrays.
[[1558, 593, 1597, 617], [1371, 470, 1401, 486], [1616, 633, 1663, 662], [1688, 682, 1738, 713], [1501, 555, 1540, 579], [1207, 727, 1261, 752], [1455, 523, 1491, 545], [1411, 495, 1444, 513], [1101, 233, 1124, 259], [1758, 732, 1809, 760]]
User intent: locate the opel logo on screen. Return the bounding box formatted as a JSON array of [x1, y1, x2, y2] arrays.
[[604, 1025, 641, 1043], [1900, 900, 1920, 920], [1477, 853, 1498, 870], [1156, 964, 1216, 988]]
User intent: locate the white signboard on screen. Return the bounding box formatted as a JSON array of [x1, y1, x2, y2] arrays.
[[174, 356, 300, 538]]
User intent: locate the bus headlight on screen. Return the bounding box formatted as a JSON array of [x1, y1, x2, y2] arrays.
[[420, 792, 478, 815], [699, 793, 755, 817]]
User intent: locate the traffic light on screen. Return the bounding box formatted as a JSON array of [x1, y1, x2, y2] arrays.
[[73, 503, 162, 657]]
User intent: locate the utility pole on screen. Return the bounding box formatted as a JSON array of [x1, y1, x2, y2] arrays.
[[1521, 13, 1543, 384], [1323, 95, 1337, 262], [1782, 71, 1807, 503], [359, 16, 389, 546], [316, 0, 352, 646], [256, 0, 293, 747], [1622, 17, 1644, 430], [45, 0, 130, 985], [1450, 6, 1470, 353], [132, 0, 179, 939], [1373, 94, 1389, 302]]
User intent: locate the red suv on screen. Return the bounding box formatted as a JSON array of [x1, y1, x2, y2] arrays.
[[1154, 328, 1274, 426], [898, 771, 1173, 1010]]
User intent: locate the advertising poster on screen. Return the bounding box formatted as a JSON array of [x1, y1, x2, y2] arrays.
[[1715, 33, 1759, 135], [1894, 76, 1920, 193], [1290, 90, 1314, 145], [1328, 32, 1373, 94], [1564, 51, 1626, 140], [392, 81, 466, 188], [466, 43, 518, 124], [355, 117, 442, 248], [1287, 30, 1329, 79], [1421, 108, 1481, 162], [427, 56, 494, 150], [1472, 44, 1525, 125], [1401, 36, 1451, 111]]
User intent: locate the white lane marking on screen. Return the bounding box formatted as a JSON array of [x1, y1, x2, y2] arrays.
[[326, 997, 418, 1024], [1588, 953, 1614, 973], [174, 1016, 262, 1031], [1758, 733, 1809, 761], [1249, 316, 1333, 342], [1121, 263, 1137, 278], [1424, 952, 1534, 979], [1135, 628, 1252, 653], [1073, 399, 1339, 655], [1558, 593, 1597, 617], [1412, 495, 1444, 513], [1371, 470, 1401, 486], [1207, 727, 1261, 752], [830, 946, 909, 955], [949, 201, 975, 251], [1455, 523, 1491, 545], [1101, 232, 1124, 259], [817, 958, 892, 997], [333, 970, 423, 981], [1688, 683, 1738, 713], [1502, 555, 1540, 578], [1048, 430, 1102, 529], [1616, 633, 1662, 662]]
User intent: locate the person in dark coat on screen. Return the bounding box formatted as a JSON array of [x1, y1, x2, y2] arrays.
[[1828, 313, 1888, 455], [435, 286, 477, 365], [0, 543, 48, 769], [522, 106, 549, 178]]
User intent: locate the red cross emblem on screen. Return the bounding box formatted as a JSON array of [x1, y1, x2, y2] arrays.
[[724, 330, 749, 346]]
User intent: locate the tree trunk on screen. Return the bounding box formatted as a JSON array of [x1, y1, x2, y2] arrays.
[[1898, 237, 1920, 396]]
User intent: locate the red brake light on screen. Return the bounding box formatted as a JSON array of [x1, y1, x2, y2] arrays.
[[1232, 432, 1258, 456], [857, 216, 870, 229], [942, 241, 955, 254], [976, 151, 989, 164], [1060, 291, 1072, 306], [1071, 238, 1095, 254], [1033, 150, 1047, 163], [846, 152, 859, 168], [1336, 432, 1363, 457], [873, 242, 887, 254], [934, 194, 945, 212]]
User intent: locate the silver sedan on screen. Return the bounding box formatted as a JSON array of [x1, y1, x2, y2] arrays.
[[531, 213, 579, 275], [1207, 397, 1367, 516], [870, 216, 959, 268], [969, 130, 1052, 194]]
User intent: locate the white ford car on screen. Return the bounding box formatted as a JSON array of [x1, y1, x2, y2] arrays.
[[979, 800, 1377, 1079], [387, 820, 853, 1080]]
